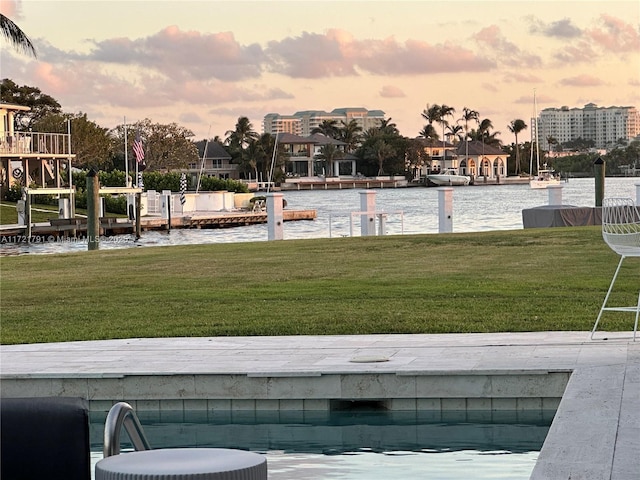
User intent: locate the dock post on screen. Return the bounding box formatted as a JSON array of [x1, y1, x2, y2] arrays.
[[135, 193, 142, 239], [87, 168, 100, 250], [267, 192, 284, 240], [438, 187, 453, 233], [359, 190, 376, 236], [635, 182, 640, 205], [548, 184, 563, 206], [593, 157, 605, 207]]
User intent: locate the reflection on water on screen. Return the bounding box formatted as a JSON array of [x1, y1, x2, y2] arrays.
[[89, 410, 552, 480], [3, 177, 638, 256]]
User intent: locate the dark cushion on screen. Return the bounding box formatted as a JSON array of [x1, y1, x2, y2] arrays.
[[1, 397, 90, 480]]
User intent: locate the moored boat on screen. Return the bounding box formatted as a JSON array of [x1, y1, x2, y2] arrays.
[[426, 169, 471, 186]]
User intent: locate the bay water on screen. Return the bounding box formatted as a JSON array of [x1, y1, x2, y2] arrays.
[[2, 177, 638, 256]]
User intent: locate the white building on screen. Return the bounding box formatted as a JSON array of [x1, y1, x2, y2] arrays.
[[538, 104, 640, 151], [263, 108, 385, 136]]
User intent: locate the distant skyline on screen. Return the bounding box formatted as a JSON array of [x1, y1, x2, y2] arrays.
[[1, 0, 639, 144]]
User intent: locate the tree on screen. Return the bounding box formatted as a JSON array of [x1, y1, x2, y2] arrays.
[[418, 124, 439, 141], [0, 14, 36, 57], [314, 143, 343, 177], [311, 119, 340, 139], [446, 124, 463, 144], [507, 119, 527, 175], [1, 79, 62, 129], [225, 116, 259, 163], [127, 119, 199, 171], [338, 119, 362, 153], [460, 107, 479, 163], [436, 105, 455, 150], [421, 104, 440, 127], [379, 117, 399, 135], [366, 138, 396, 175], [33, 112, 113, 170]]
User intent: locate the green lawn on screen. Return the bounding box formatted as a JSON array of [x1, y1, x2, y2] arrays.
[[1, 227, 637, 345]]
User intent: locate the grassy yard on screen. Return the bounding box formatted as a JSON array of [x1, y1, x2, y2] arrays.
[[1, 227, 637, 345]]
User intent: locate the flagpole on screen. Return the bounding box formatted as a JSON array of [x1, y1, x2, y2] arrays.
[[124, 117, 129, 187], [135, 128, 139, 187]]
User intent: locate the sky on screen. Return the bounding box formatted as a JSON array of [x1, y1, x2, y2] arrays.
[[1, 0, 639, 143]]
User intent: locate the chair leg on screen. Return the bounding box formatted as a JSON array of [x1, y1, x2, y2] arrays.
[[591, 256, 626, 339]]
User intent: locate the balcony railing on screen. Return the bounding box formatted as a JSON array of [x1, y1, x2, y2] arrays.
[[0, 132, 73, 156]]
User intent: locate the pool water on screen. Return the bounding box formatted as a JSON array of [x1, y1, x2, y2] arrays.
[[90, 410, 554, 479]]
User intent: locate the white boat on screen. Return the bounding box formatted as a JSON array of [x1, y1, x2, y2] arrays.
[[530, 163, 561, 189], [426, 169, 471, 186], [529, 90, 561, 189]]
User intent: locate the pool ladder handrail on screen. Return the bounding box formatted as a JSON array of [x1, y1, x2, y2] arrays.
[[103, 402, 152, 457]]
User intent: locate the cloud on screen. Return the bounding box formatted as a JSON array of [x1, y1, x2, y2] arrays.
[[559, 74, 605, 87], [86, 27, 266, 82], [267, 28, 495, 78], [528, 17, 582, 38], [473, 25, 542, 69], [503, 72, 544, 83], [587, 14, 640, 54], [552, 41, 597, 63], [379, 85, 405, 98]]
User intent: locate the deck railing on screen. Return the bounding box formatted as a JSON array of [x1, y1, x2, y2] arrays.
[[0, 132, 72, 156]]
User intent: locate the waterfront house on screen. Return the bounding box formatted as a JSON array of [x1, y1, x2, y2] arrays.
[[187, 141, 237, 182], [456, 140, 508, 181]]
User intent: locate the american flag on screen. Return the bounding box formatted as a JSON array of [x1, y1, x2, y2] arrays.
[[133, 131, 145, 164]]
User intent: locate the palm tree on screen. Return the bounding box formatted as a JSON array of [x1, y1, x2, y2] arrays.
[[338, 119, 362, 153], [225, 116, 259, 150], [507, 119, 527, 175], [436, 105, 455, 166], [446, 124, 463, 144], [421, 104, 441, 126], [460, 107, 479, 164], [418, 124, 439, 141], [0, 14, 36, 57], [369, 138, 396, 175], [315, 143, 343, 177], [311, 119, 340, 139], [379, 117, 399, 135]]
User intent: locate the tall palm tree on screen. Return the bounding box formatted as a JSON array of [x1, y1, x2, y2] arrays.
[[460, 107, 479, 164], [338, 119, 362, 153], [436, 105, 455, 165], [311, 119, 340, 139], [507, 119, 527, 175], [379, 117, 399, 135], [421, 104, 441, 126], [0, 14, 36, 57], [225, 116, 259, 150]]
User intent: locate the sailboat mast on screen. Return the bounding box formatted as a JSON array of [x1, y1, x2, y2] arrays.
[[266, 133, 278, 193], [196, 126, 211, 194]]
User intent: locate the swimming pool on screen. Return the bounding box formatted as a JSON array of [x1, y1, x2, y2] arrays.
[[90, 409, 553, 479]]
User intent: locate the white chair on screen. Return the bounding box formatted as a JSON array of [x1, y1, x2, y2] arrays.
[[591, 197, 640, 341]]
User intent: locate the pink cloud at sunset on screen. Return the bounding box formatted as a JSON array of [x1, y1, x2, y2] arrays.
[[1, 0, 638, 141]]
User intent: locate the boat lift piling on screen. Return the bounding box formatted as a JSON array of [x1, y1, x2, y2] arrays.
[[267, 192, 284, 240], [86, 169, 100, 250], [438, 187, 453, 233]]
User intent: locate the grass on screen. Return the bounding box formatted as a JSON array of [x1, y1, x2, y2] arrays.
[[1, 227, 638, 345]]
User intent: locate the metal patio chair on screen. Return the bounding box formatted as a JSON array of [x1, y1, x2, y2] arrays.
[[591, 197, 640, 341]]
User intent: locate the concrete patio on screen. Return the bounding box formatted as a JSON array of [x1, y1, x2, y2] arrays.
[[1, 331, 638, 479]]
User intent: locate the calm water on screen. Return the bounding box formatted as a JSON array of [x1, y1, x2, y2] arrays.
[[90, 410, 553, 480], [3, 177, 638, 256]]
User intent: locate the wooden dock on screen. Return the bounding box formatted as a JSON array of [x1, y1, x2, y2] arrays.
[[0, 209, 317, 241]]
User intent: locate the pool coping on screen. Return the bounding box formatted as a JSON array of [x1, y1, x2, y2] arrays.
[[1, 331, 638, 480]]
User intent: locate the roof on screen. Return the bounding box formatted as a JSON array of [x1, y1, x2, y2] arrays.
[[308, 133, 346, 146], [415, 137, 456, 148], [276, 132, 315, 144], [202, 142, 231, 159], [456, 140, 505, 157]]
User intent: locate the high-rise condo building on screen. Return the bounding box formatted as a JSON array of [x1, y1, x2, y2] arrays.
[[537, 103, 640, 151], [263, 108, 385, 136]]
